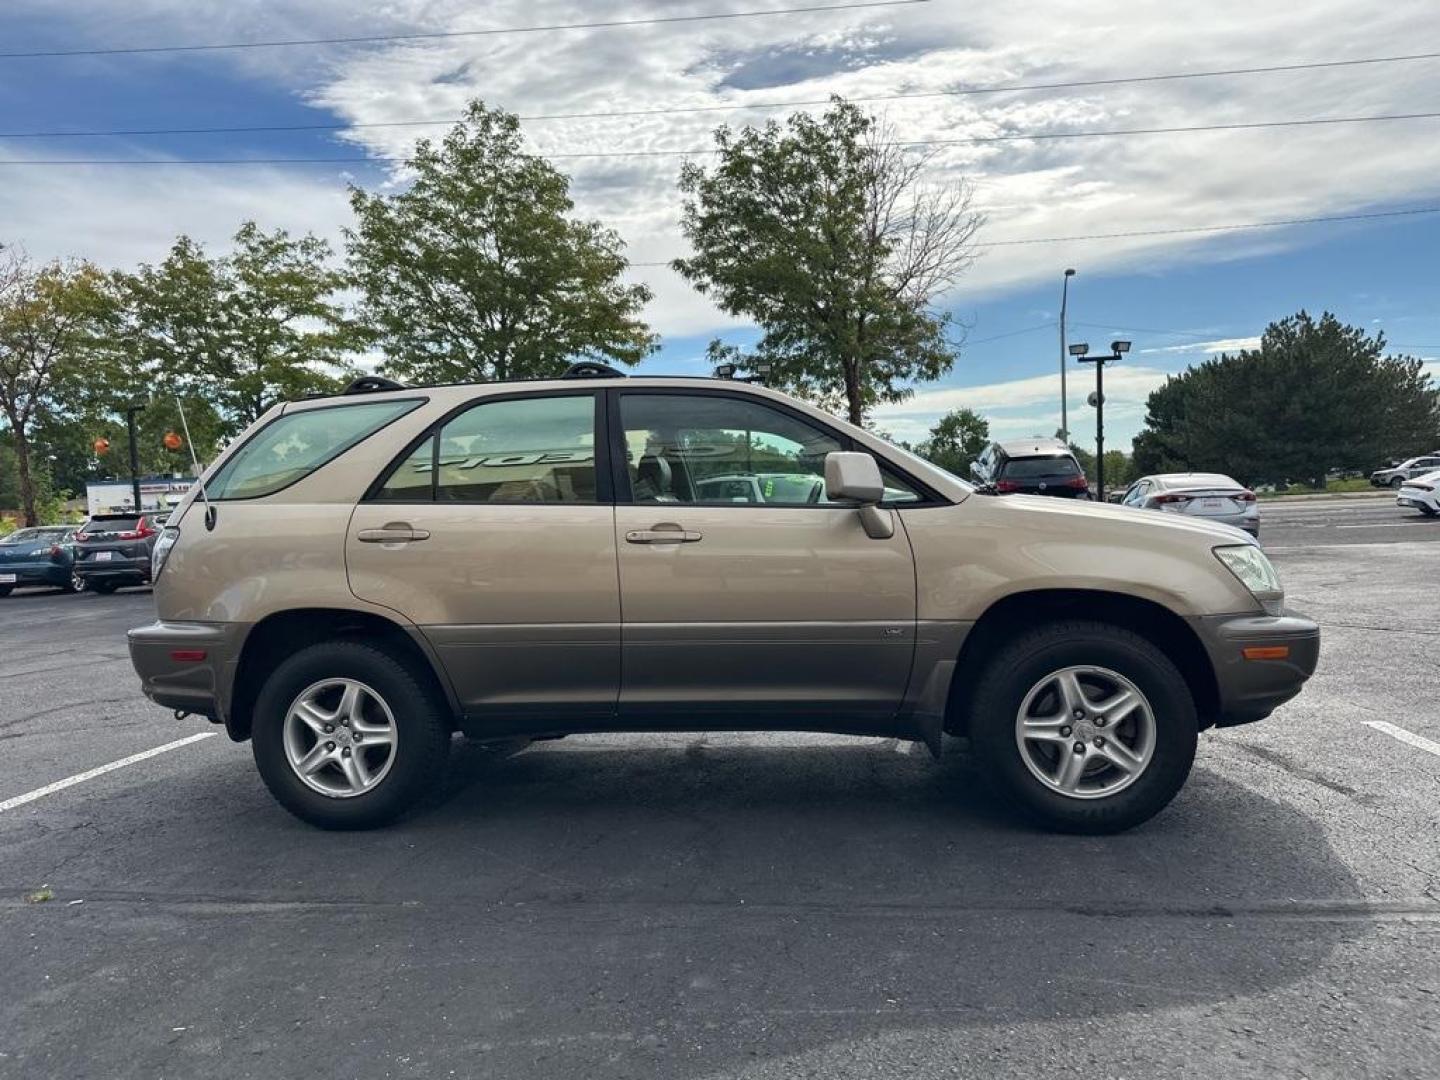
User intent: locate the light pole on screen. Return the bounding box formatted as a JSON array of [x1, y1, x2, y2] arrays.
[[1059, 268, 1076, 441], [1072, 340, 1130, 501], [124, 402, 147, 513]]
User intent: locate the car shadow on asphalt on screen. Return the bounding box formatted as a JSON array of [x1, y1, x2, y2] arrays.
[[1, 738, 1370, 1079]]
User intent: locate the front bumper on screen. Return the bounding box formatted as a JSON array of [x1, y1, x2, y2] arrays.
[[128, 620, 247, 724], [1192, 610, 1320, 727]]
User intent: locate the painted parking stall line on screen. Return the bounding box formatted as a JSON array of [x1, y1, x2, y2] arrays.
[[0, 732, 217, 813], [1362, 721, 1440, 760]]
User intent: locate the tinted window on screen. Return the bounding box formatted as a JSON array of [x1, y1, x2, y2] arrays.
[[1002, 456, 1081, 480], [210, 401, 420, 500], [82, 515, 141, 532], [378, 395, 598, 504], [618, 393, 921, 506]]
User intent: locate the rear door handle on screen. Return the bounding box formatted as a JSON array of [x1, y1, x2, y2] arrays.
[[357, 523, 431, 544], [626, 524, 702, 544]]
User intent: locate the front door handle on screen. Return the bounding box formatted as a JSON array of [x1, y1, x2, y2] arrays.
[[626, 523, 702, 544], [357, 523, 431, 544]]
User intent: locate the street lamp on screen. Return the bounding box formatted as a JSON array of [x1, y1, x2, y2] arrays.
[[124, 401, 147, 513], [1059, 269, 1076, 441], [1074, 341, 1130, 501]]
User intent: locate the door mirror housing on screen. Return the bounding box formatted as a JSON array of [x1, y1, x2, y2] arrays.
[[824, 452, 893, 539]]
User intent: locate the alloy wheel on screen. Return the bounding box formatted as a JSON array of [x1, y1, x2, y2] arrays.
[[1014, 665, 1156, 799], [282, 678, 399, 798]]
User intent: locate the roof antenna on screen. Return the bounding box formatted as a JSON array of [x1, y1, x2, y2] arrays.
[[175, 397, 217, 531]]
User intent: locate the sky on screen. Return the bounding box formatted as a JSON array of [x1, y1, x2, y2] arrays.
[[2, 0, 1438, 451]]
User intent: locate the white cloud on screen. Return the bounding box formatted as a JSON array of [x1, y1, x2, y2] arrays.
[[5, 0, 1440, 343], [1141, 336, 1262, 355]]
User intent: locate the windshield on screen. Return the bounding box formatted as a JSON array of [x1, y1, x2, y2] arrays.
[[1, 528, 65, 545]]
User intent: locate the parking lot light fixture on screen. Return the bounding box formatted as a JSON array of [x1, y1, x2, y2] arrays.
[[1111, 340, 1131, 354], [1068, 342, 1089, 357]]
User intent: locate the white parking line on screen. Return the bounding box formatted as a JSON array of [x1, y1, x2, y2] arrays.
[[1334, 521, 1434, 529], [0, 732, 217, 813], [1362, 721, 1440, 759]]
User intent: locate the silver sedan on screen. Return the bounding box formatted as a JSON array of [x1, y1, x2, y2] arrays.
[[1116, 473, 1260, 537]]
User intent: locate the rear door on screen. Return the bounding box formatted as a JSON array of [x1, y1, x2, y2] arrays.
[[346, 391, 620, 725], [610, 389, 919, 729]]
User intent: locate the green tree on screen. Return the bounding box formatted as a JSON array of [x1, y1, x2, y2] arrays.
[[1134, 311, 1438, 486], [1069, 442, 1133, 491], [119, 222, 354, 433], [914, 407, 989, 478], [0, 253, 120, 525], [675, 98, 984, 426], [347, 101, 656, 384]]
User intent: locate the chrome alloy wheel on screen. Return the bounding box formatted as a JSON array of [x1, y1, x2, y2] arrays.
[[1014, 665, 1156, 800], [283, 678, 398, 798]]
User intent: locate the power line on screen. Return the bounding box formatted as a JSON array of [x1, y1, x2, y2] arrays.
[[0, 1, 927, 60], [6, 50, 1438, 139], [629, 206, 1440, 265], [6, 110, 1440, 165], [1070, 321, 1440, 352]]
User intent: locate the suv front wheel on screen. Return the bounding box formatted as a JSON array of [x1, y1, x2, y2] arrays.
[[251, 640, 451, 829], [970, 620, 1198, 834]]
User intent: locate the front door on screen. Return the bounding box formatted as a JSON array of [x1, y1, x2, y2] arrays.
[[611, 390, 919, 730], [347, 391, 620, 726]]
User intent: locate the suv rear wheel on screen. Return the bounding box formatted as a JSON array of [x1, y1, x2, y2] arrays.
[[251, 640, 451, 829], [969, 620, 1198, 834]]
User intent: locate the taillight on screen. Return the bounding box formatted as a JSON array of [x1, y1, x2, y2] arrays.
[[1066, 474, 1089, 489], [117, 525, 155, 540], [48, 544, 63, 559], [995, 480, 1020, 493], [1154, 493, 1190, 505], [75, 532, 91, 542], [1235, 490, 1256, 503]]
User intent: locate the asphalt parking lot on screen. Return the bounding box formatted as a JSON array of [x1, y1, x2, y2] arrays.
[[1, 496, 1437, 1079]]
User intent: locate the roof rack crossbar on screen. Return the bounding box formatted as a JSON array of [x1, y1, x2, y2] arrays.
[[562, 362, 627, 380], [343, 375, 407, 395]]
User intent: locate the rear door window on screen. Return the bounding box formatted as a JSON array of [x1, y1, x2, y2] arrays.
[[209, 400, 421, 500]]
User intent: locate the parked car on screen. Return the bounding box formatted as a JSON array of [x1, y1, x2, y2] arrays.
[[73, 512, 163, 593], [1370, 454, 1440, 488], [970, 439, 1091, 499], [0, 525, 81, 595], [1395, 469, 1440, 516], [129, 369, 1318, 834], [1118, 473, 1260, 537]]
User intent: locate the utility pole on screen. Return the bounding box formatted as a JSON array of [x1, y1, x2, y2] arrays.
[[125, 402, 147, 513], [1059, 268, 1076, 441], [1071, 340, 1131, 501]]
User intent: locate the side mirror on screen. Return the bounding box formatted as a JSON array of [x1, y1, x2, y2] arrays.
[[1107, 491, 1126, 503], [969, 461, 984, 480], [824, 451, 894, 539]]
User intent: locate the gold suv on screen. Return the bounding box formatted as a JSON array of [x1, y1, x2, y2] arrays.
[[129, 368, 1319, 833]]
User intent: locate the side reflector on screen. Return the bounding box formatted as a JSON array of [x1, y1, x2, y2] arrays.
[[1242, 645, 1290, 661], [170, 649, 207, 662]]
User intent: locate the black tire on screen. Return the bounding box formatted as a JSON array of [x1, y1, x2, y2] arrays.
[[251, 640, 451, 830], [62, 573, 82, 594], [969, 620, 1198, 834], [1389, 475, 1404, 488], [88, 580, 118, 594], [0, 585, 12, 598]]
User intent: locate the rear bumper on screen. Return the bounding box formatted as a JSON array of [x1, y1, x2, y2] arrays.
[[0, 563, 71, 587], [1192, 610, 1320, 727], [77, 556, 150, 583], [128, 620, 247, 723]]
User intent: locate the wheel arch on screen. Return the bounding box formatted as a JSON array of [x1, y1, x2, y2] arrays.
[[226, 608, 459, 742], [945, 589, 1220, 737]]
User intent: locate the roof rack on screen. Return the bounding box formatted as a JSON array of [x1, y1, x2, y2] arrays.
[[561, 362, 627, 380], [343, 375, 407, 395]]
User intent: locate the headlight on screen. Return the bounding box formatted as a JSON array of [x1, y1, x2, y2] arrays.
[[1214, 544, 1284, 614], [152, 527, 180, 580]]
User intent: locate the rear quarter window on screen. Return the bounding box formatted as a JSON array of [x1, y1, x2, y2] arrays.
[[208, 400, 422, 501]]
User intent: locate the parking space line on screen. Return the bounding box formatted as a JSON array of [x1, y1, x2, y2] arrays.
[[1362, 721, 1440, 759], [0, 732, 217, 813]]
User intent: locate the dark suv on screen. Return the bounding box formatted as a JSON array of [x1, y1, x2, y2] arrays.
[[971, 439, 1091, 498], [74, 513, 162, 593]]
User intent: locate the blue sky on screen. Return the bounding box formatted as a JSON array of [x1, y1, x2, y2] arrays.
[[3, 0, 1438, 451]]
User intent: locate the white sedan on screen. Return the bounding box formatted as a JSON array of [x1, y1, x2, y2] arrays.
[[1396, 468, 1440, 517]]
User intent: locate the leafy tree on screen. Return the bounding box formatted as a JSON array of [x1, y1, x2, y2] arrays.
[[1133, 311, 1438, 486], [914, 407, 989, 478], [1070, 442, 1134, 490], [347, 101, 656, 384], [119, 222, 354, 433], [675, 98, 984, 426], [0, 253, 119, 525]]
